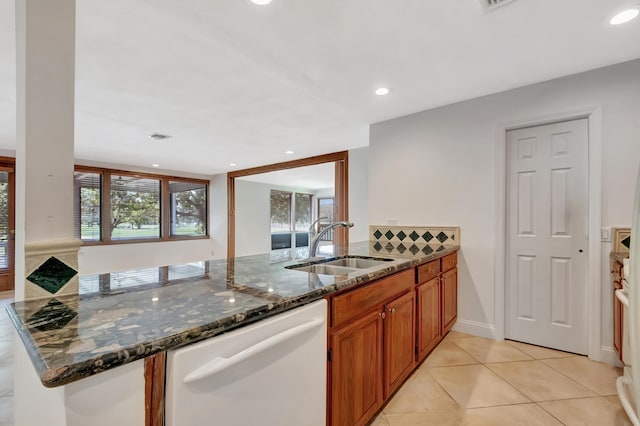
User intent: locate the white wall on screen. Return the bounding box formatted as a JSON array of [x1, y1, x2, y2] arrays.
[[369, 59, 640, 350], [348, 146, 369, 242]]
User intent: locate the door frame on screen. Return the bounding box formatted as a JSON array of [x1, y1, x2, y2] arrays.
[[0, 157, 15, 292], [493, 106, 606, 362]]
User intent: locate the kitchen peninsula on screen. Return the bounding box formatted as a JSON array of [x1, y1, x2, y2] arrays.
[[8, 238, 459, 426]]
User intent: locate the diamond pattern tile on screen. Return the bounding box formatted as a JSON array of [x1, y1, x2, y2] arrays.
[[385, 230, 395, 240], [622, 236, 631, 249], [422, 246, 434, 255], [409, 231, 420, 241], [436, 231, 448, 243], [373, 229, 383, 240], [373, 241, 383, 251], [27, 299, 77, 332], [26, 257, 77, 294], [396, 243, 407, 253], [422, 231, 434, 242], [396, 231, 406, 241], [409, 244, 420, 255]]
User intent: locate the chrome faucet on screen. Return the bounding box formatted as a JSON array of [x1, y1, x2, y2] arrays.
[[308, 219, 354, 258]]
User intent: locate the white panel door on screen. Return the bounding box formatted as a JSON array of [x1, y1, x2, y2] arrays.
[[506, 119, 588, 354]]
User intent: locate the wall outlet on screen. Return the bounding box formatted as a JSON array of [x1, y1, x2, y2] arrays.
[[601, 227, 611, 242], [387, 219, 398, 225]]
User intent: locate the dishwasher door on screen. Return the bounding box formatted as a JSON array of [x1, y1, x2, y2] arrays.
[[166, 299, 327, 426]]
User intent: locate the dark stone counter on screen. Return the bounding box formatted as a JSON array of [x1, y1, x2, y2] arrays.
[[7, 241, 458, 387]]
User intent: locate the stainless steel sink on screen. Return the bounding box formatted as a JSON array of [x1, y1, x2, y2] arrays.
[[285, 255, 394, 276], [289, 264, 360, 275]]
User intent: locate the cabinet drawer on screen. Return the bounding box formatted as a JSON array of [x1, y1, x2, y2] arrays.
[[441, 253, 457, 272], [416, 260, 440, 284], [332, 269, 414, 328]]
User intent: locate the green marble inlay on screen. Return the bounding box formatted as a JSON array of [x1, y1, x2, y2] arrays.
[[27, 256, 77, 294], [28, 299, 77, 332]]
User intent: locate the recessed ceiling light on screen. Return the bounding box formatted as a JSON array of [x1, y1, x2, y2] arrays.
[[149, 133, 172, 140], [152, 164, 160, 167], [229, 163, 237, 167], [610, 8, 639, 25], [250, 0, 272, 5], [285, 150, 294, 155], [375, 87, 390, 96]]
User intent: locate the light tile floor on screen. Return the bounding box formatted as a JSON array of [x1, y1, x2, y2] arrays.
[[0, 292, 631, 426], [373, 331, 631, 426], [0, 291, 14, 426]]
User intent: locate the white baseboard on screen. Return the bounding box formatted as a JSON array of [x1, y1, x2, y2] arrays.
[[597, 345, 623, 367], [452, 319, 497, 340]]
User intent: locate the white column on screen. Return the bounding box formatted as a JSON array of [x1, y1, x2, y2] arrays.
[[15, 0, 80, 302]]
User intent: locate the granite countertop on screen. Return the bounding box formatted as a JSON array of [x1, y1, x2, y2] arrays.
[[7, 241, 458, 388]]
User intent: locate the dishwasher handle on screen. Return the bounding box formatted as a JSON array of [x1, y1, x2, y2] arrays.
[[183, 316, 325, 384]]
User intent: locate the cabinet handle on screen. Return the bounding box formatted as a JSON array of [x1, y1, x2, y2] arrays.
[[380, 311, 386, 319], [389, 308, 396, 314]]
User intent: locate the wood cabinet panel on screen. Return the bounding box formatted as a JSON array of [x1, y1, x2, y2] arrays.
[[613, 260, 623, 361], [384, 291, 416, 398], [441, 252, 457, 273], [417, 260, 440, 284], [416, 277, 442, 362], [332, 269, 413, 328], [442, 268, 457, 333], [330, 310, 383, 426]]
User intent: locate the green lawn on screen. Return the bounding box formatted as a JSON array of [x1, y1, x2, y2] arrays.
[[81, 224, 203, 240]]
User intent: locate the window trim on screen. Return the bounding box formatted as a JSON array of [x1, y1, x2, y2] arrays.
[[74, 165, 209, 245]]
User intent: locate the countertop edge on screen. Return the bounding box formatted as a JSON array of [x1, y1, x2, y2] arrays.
[[12, 246, 458, 387]]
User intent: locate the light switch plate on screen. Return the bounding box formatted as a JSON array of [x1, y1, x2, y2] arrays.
[[601, 227, 611, 242]]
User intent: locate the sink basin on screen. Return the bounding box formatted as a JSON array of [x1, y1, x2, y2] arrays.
[[285, 255, 394, 276], [290, 264, 361, 275]]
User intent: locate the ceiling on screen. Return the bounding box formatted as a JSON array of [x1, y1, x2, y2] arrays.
[[1, 0, 639, 175]]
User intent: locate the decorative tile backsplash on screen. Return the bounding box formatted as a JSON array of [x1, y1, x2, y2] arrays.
[[26, 256, 78, 294], [614, 228, 631, 253], [370, 226, 460, 245]]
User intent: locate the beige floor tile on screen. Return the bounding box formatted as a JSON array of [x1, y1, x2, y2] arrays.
[[541, 356, 622, 396], [461, 403, 563, 426], [428, 364, 530, 408], [385, 409, 465, 426], [422, 342, 480, 368], [453, 337, 533, 363], [539, 396, 633, 426], [0, 396, 13, 426], [486, 360, 595, 401], [442, 331, 476, 343], [370, 413, 390, 426], [506, 340, 575, 360], [383, 369, 457, 414]]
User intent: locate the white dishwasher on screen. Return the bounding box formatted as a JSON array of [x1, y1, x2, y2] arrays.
[[165, 299, 327, 426]]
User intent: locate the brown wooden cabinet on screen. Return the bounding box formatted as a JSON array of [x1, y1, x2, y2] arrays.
[[442, 267, 458, 334], [612, 259, 623, 361], [328, 251, 459, 426], [330, 310, 383, 426], [383, 291, 416, 398], [416, 277, 441, 361]]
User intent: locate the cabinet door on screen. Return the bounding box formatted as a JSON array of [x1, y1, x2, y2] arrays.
[[330, 310, 383, 426], [614, 281, 623, 361], [442, 268, 458, 334], [417, 277, 441, 362], [384, 291, 416, 398]]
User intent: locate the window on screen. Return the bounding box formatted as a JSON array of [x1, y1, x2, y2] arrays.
[[270, 190, 313, 251], [169, 181, 207, 237], [74, 167, 208, 244], [73, 171, 101, 241], [294, 193, 312, 232], [110, 175, 160, 240], [270, 190, 292, 234]]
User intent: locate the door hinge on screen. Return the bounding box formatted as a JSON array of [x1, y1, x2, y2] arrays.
[[327, 349, 332, 362]]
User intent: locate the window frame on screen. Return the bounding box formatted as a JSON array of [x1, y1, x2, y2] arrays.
[[74, 165, 209, 245]]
